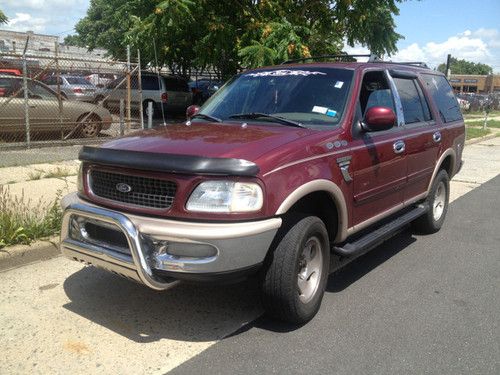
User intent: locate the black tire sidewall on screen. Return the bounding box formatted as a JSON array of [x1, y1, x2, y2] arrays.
[[291, 219, 330, 320], [261, 216, 330, 324], [415, 169, 450, 233]]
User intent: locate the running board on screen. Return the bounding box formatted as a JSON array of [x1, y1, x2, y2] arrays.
[[332, 204, 429, 258]]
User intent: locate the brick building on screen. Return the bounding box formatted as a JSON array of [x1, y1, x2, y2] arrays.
[[449, 74, 500, 94]]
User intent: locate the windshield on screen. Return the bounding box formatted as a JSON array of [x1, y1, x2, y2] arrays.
[[199, 67, 353, 127]]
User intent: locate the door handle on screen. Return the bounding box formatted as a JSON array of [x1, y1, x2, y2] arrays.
[[433, 131, 442, 143], [393, 140, 405, 154]]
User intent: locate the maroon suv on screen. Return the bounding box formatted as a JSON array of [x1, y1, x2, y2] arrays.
[[60, 56, 465, 324]]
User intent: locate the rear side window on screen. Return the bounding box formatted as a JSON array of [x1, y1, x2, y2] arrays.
[[421, 74, 462, 122], [142, 76, 160, 90], [393, 78, 431, 124], [165, 77, 189, 92]]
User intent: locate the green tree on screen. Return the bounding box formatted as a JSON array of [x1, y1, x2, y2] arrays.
[[438, 57, 493, 75], [0, 9, 8, 24], [63, 34, 81, 46], [70, 0, 407, 76]]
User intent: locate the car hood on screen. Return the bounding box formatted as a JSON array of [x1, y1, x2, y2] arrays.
[[101, 122, 314, 163]]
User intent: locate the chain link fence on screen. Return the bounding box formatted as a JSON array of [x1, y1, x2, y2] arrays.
[[0, 46, 197, 150]]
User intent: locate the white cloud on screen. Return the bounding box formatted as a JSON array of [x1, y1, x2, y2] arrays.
[[3, 12, 47, 33], [343, 28, 500, 72], [2, 0, 87, 10], [394, 29, 499, 71]]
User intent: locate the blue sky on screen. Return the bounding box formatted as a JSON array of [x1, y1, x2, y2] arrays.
[[2, 0, 499, 71]]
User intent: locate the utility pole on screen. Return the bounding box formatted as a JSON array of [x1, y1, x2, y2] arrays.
[[445, 54, 451, 79]]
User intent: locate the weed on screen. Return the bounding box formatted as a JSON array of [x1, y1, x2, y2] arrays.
[[27, 169, 44, 181], [0, 186, 63, 249], [44, 167, 76, 179]]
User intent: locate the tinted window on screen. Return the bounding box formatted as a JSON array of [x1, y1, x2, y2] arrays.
[[65, 77, 91, 85], [165, 77, 189, 92], [27, 81, 56, 99], [393, 78, 430, 124], [422, 74, 462, 122], [142, 76, 160, 90]]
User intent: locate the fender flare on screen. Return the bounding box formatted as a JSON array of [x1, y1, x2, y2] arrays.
[[275, 179, 349, 243], [427, 148, 456, 195]]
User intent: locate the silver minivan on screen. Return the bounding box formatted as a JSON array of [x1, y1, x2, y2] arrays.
[[95, 73, 192, 117], [42, 75, 97, 102]]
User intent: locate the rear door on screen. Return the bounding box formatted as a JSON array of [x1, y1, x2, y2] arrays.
[[26, 80, 71, 132], [165, 77, 192, 110], [389, 71, 439, 202]]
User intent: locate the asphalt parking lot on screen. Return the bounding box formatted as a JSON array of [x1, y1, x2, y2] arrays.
[[170, 174, 500, 375]]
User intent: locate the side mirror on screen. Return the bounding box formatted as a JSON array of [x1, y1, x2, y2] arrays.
[[362, 106, 396, 132], [186, 104, 200, 120]]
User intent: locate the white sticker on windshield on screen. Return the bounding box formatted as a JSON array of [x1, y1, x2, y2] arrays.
[[246, 70, 327, 77], [312, 106, 328, 114], [334, 81, 344, 89]]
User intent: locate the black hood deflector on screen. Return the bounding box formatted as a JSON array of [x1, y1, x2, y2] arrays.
[[79, 146, 260, 176]]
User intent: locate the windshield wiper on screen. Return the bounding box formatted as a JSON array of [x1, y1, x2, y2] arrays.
[[228, 112, 305, 128], [191, 113, 222, 123]]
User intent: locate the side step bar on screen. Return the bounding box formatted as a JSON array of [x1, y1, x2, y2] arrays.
[[333, 204, 428, 258]]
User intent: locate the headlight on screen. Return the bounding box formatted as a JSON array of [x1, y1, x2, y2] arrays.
[[186, 181, 263, 213], [77, 163, 84, 194]]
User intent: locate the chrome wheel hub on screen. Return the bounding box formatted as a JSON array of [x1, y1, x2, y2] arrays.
[[433, 181, 446, 221], [297, 236, 323, 303]]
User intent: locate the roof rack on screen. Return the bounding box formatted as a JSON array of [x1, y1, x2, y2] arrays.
[[383, 61, 429, 68], [281, 54, 430, 69], [281, 54, 381, 64]]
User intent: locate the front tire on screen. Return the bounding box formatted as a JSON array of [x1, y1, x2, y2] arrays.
[[260, 216, 330, 324], [413, 169, 450, 234]]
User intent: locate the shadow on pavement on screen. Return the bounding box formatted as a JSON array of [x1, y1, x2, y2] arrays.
[[63, 230, 418, 341], [326, 229, 417, 293], [63, 267, 262, 343], [228, 229, 418, 335]]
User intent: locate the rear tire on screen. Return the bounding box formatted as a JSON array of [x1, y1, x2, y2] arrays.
[[413, 169, 450, 234], [260, 216, 330, 324]]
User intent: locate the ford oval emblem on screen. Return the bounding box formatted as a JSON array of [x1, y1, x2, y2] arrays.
[[116, 182, 132, 193]]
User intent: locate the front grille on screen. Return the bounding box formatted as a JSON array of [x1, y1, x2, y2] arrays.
[[89, 170, 176, 209]]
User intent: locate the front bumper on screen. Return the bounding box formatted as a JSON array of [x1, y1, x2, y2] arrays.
[[60, 193, 281, 290]]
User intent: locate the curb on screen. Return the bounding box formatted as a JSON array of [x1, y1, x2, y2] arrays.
[[465, 133, 498, 146], [0, 237, 61, 271]]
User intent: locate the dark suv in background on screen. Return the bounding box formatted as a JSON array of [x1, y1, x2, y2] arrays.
[[60, 55, 465, 324]]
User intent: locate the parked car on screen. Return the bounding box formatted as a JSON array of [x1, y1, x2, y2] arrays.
[[456, 96, 470, 111], [94, 72, 192, 117], [85, 73, 118, 88], [0, 69, 21, 76], [0, 75, 112, 138], [189, 79, 224, 104], [41, 75, 97, 102], [60, 57, 465, 324]]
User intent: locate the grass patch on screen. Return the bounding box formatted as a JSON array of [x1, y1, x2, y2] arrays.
[[464, 111, 500, 117], [466, 127, 491, 141], [0, 186, 63, 249], [465, 119, 500, 129]]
